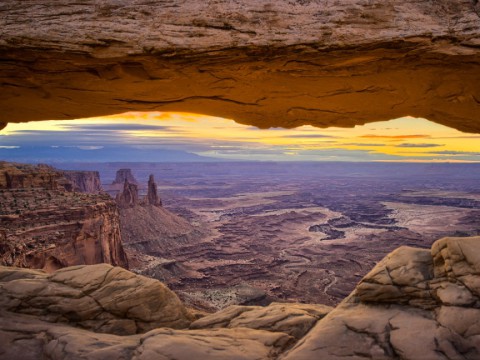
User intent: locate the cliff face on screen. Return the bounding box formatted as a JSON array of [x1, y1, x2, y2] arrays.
[[0, 162, 65, 190], [115, 173, 202, 272], [116, 179, 139, 208], [146, 174, 162, 207], [112, 168, 138, 185], [62, 170, 102, 193], [2, 236, 480, 359], [0, 1, 479, 132], [0, 162, 128, 271]]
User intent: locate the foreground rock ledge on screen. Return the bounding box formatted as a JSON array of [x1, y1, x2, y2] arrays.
[[1, 1, 480, 132], [2, 236, 480, 359]]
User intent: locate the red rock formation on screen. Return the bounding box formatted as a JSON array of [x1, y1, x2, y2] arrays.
[[0, 1, 479, 133], [116, 179, 139, 208], [0, 162, 64, 190], [146, 174, 162, 206], [62, 170, 102, 193], [0, 162, 128, 271], [112, 168, 138, 185]]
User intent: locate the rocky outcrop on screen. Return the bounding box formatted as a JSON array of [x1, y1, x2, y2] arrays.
[[0, 162, 128, 271], [146, 174, 161, 206], [0, 1, 479, 133], [112, 168, 138, 185], [119, 205, 201, 256], [115, 172, 204, 271], [0, 264, 308, 359], [2, 237, 480, 359], [0, 264, 193, 334], [190, 302, 332, 340], [282, 236, 480, 359], [62, 170, 102, 193], [0, 311, 292, 360], [0, 162, 65, 190], [116, 179, 139, 208]]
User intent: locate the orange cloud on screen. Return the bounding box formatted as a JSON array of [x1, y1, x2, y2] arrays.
[[359, 134, 430, 139]]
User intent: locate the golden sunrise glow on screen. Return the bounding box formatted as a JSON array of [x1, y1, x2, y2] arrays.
[[2, 112, 480, 162]]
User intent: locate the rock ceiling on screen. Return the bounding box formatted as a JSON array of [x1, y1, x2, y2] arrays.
[[1, 0, 479, 132]]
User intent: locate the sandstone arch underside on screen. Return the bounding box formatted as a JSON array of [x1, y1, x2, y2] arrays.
[[1, 1, 480, 133]]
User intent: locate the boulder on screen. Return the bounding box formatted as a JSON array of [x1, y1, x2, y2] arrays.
[[282, 237, 480, 359], [0, 264, 194, 335]]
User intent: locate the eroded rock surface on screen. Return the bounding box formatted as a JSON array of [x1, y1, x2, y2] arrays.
[[112, 168, 138, 185], [0, 264, 193, 335], [0, 310, 293, 360], [62, 170, 102, 194], [282, 236, 480, 359], [1, 1, 480, 132], [191, 302, 332, 340], [146, 174, 161, 206], [2, 237, 480, 359], [0, 162, 128, 271], [116, 179, 140, 208]]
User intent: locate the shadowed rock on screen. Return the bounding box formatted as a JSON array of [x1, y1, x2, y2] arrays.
[[146, 174, 161, 206], [282, 236, 480, 359], [116, 179, 139, 208], [112, 168, 138, 185], [62, 170, 102, 193]]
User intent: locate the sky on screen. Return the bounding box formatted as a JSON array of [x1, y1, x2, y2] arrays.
[[1, 112, 480, 162]]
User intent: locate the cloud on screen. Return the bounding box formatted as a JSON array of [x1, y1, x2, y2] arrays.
[[76, 146, 104, 150], [359, 134, 430, 139], [437, 135, 480, 139], [426, 150, 480, 156], [396, 143, 444, 148], [280, 134, 339, 139], [60, 123, 175, 131], [343, 143, 384, 147]]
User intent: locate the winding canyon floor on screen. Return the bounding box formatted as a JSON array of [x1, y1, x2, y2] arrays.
[[63, 162, 480, 310]]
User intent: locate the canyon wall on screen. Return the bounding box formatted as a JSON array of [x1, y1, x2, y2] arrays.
[[0, 1, 479, 132], [0, 162, 128, 271], [62, 170, 102, 193]]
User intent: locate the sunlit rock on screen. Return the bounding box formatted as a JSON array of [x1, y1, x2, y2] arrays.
[[0, 1, 479, 132]]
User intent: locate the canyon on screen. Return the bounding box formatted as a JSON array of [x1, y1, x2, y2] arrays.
[[69, 162, 480, 311], [1, 0, 480, 358]]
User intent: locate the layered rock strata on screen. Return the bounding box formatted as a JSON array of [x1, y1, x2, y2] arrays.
[[0, 162, 128, 271], [0, 1, 479, 132], [62, 170, 102, 193], [0, 264, 193, 334], [0, 162, 67, 190], [190, 302, 332, 340]]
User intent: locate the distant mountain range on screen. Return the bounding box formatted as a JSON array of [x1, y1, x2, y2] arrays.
[[0, 146, 216, 163]]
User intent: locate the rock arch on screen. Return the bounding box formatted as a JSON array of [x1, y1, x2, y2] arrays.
[[1, 1, 479, 132]]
